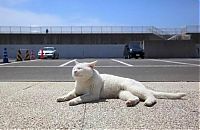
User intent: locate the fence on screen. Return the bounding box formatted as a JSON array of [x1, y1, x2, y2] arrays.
[[0, 25, 199, 35]]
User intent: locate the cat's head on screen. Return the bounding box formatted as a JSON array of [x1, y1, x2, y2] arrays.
[[72, 60, 97, 81]]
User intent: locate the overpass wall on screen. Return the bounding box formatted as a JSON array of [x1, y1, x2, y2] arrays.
[[0, 33, 161, 44], [0, 33, 198, 59]]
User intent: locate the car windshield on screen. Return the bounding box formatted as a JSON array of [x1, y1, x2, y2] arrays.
[[43, 47, 55, 51], [128, 43, 141, 49]]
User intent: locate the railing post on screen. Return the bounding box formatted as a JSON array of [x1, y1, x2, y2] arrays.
[[20, 26, 21, 33], [9, 26, 11, 33], [131, 26, 133, 33], [50, 27, 52, 33], [40, 27, 42, 33], [141, 26, 143, 33]]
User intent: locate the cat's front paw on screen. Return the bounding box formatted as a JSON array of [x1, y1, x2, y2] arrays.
[[126, 99, 139, 107], [57, 97, 65, 102], [68, 100, 79, 106]]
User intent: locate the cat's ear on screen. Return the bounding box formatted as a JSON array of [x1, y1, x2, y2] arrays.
[[88, 60, 97, 69], [74, 59, 79, 65]]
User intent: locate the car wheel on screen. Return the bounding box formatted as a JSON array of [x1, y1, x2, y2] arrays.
[[124, 56, 128, 59], [52, 54, 56, 59], [57, 54, 59, 59]]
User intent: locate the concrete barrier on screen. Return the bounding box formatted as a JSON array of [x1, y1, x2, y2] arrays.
[[0, 41, 198, 59], [0, 44, 125, 59]]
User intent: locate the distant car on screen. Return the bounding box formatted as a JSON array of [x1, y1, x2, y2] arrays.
[[38, 47, 59, 59], [124, 42, 144, 59]]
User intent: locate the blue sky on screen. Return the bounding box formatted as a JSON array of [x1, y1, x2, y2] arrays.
[[0, 0, 199, 27]]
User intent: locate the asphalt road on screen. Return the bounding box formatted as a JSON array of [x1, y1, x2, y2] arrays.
[[0, 58, 199, 82]]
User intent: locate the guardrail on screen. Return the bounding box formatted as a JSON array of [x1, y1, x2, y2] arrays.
[[0, 26, 153, 34], [0, 25, 199, 34]]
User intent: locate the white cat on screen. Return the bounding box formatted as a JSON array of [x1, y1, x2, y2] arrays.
[[57, 60, 186, 107]]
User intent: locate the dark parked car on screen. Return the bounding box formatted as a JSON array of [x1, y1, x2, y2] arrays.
[[124, 42, 144, 59]]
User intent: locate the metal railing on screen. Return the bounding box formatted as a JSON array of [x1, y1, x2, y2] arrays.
[[0, 25, 199, 34]]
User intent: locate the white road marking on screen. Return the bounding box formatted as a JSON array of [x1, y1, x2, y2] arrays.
[[59, 59, 76, 67], [0, 59, 41, 66], [148, 59, 200, 67], [111, 59, 133, 67], [183, 59, 200, 62]]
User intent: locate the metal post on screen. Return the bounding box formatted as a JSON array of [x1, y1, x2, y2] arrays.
[[20, 26, 21, 33], [9, 26, 11, 33], [143, 40, 145, 50], [40, 27, 42, 33], [50, 27, 52, 33], [131, 26, 133, 33]]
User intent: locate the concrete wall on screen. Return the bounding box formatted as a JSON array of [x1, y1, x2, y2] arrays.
[[0, 44, 125, 59], [144, 40, 197, 58], [0, 41, 198, 59], [0, 33, 161, 44]]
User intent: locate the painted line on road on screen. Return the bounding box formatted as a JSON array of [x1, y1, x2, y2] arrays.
[[0, 59, 41, 66], [59, 59, 76, 67], [183, 59, 200, 62], [148, 59, 200, 67], [111, 59, 133, 67]]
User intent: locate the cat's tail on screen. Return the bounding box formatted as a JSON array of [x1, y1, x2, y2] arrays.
[[150, 90, 186, 99]]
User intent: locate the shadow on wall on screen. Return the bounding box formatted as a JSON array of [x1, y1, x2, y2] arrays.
[[144, 40, 197, 58]]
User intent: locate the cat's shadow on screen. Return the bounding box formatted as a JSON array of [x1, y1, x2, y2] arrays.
[[89, 99, 108, 104]]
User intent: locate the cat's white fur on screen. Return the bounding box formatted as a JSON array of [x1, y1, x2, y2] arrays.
[[57, 60, 186, 107]]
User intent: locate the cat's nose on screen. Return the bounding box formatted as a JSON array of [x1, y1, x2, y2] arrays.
[[74, 71, 78, 74]]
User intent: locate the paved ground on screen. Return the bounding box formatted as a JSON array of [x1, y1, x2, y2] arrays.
[[0, 82, 199, 129], [0, 58, 199, 81], [0, 58, 199, 129]]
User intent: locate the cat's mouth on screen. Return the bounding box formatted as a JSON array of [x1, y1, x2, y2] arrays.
[[74, 73, 82, 77]]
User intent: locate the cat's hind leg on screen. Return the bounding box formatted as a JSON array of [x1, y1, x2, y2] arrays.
[[144, 94, 157, 107], [118, 91, 140, 107]]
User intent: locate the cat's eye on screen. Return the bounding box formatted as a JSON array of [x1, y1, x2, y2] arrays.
[[77, 67, 82, 70]]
